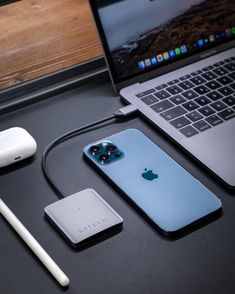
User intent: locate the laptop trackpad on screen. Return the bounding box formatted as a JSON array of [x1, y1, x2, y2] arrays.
[[181, 119, 235, 187]]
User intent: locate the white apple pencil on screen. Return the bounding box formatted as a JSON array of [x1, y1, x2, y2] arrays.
[[0, 198, 70, 287]]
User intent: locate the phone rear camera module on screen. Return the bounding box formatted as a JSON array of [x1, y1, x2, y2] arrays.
[[89, 141, 124, 164], [99, 154, 110, 163], [89, 145, 101, 154], [106, 144, 117, 153]]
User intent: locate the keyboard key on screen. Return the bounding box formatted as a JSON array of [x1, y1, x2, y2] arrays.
[[136, 89, 155, 98], [155, 84, 167, 90], [141, 95, 159, 105], [182, 90, 198, 100], [218, 86, 233, 96], [205, 80, 221, 90], [195, 96, 211, 106], [210, 101, 227, 112], [202, 66, 214, 72], [194, 85, 210, 95], [179, 74, 191, 81], [217, 76, 233, 85], [229, 82, 235, 90], [172, 79, 180, 84], [228, 72, 235, 80], [182, 101, 199, 111], [170, 94, 186, 105], [206, 115, 223, 126], [191, 70, 203, 77], [178, 81, 194, 90], [214, 61, 225, 66], [190, 76, 206, 85], [180, 126, 199, 137], [218, 108, 235, 121], [166, 85, 183, 95], [202, 71, 217, 81], [151, 100, 174, 113], [154, 90, 171, 100], [223, 96, 235, 106], [213, 67, 229, 76], [198, 106, 215, 117], [193, 120, 211, 132], [186, 111, 203, 122], [170, 116, 191, 129], [206, 91, 223, 101], [160, 106, 186, 121], [226, 57, 235, 62], [224, 62, 235, 72]]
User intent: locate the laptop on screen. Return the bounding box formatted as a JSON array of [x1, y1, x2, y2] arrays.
[[89, 0, 235, 188]]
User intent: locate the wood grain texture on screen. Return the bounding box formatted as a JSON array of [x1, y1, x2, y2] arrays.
[[0, 0, 103, 89]]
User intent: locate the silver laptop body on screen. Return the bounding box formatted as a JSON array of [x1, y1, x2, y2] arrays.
[[120, 48, 235, 187]]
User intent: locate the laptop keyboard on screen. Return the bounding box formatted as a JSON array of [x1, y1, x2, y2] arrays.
[[136, 56, 235, 137]]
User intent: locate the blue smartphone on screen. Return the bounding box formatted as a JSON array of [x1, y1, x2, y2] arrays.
[[83, 129, 222, 234]]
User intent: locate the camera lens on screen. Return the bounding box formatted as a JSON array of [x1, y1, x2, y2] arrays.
[[89, 145, 100, 154], [106, 144, 117, 153], [99, 154, 109, 162]]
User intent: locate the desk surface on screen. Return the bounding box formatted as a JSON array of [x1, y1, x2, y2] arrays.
[[0, 75, 235, 294]]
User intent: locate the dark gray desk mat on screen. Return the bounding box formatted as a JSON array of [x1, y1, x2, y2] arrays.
[[0, 75, 234, 294]]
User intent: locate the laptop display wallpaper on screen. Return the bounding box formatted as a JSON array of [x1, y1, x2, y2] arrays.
[[97, 0, 235, 81]]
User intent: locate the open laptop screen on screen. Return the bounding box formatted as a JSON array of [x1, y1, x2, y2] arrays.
[[91, 0, 235, 84]]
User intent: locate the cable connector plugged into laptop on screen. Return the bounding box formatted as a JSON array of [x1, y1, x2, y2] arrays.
[[114, 104, 138, 118]]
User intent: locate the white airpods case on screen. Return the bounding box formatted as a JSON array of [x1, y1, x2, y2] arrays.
[[0, 127, 37, 168]]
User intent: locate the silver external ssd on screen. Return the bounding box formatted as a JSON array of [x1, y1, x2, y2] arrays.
[[44, 189, 123, 247]]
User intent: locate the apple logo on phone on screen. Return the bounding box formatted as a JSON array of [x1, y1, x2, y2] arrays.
[[142, 168, 158, 181]]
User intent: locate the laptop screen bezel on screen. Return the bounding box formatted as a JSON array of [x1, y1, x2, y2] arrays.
[[89, 0, 235, 92]]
